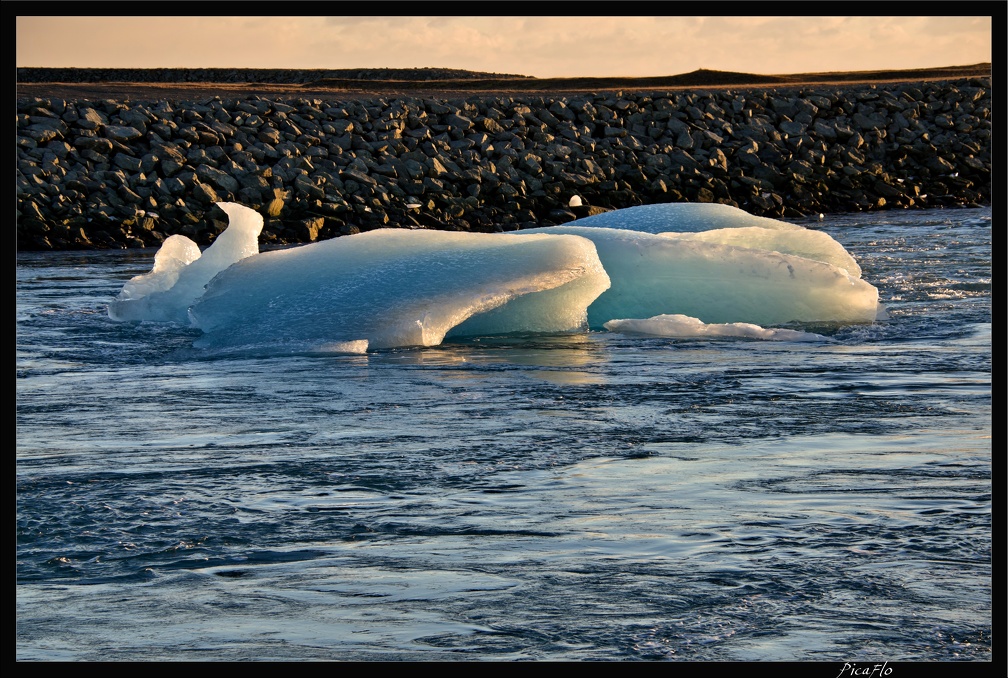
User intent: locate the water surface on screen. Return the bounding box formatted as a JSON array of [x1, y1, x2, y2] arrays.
[[16, 207, 992, 661]]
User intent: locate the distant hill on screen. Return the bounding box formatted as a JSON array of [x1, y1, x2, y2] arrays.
[[17, 64, 993, 87]]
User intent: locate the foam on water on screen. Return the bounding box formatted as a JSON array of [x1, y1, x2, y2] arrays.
[[108, 202, 884, 351]]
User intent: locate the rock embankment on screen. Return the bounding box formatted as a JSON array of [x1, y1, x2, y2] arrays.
[[16, 77, 991, 250]]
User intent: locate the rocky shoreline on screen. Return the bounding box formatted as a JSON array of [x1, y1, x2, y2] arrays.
[[16, 76, 991, 251]]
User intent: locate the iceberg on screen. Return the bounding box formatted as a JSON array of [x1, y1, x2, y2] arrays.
[[108, 201, 883, 352], [604, 314, 831, 342], [568, 201, 802, 233], [657, 227, 861, 277], [189, 226, 609, 352], [516, 224, 880, 328], [109, 202, 263, 323]]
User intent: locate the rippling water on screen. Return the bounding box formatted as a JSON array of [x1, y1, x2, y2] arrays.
[[16, 207, 991, 661]]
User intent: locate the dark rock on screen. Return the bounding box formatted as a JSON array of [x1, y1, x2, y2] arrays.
[[15, 77, 992, 250]]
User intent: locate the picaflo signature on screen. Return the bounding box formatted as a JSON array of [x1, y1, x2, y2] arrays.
[[837, 663, 892, 678]]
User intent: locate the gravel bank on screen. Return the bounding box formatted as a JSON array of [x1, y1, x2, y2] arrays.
[[16, 76, 991, 250]]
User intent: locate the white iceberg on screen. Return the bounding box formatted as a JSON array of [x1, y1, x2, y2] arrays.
[[604, 314, 831, 342], [109, 202, 263, 323], [658, 226, 862, 277], [188, 225, 610, 352], [568, 201, 801, 233], [517, 223, 881, 328], [108, 201, 883, 352]]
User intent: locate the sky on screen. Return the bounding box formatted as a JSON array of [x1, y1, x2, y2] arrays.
[[15, 15, 993, 78]]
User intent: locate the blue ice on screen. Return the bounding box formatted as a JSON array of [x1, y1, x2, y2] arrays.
[[108, 202, 883, 351]]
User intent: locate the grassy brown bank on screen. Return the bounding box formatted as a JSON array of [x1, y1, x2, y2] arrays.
[[16, 64, 992, 101]]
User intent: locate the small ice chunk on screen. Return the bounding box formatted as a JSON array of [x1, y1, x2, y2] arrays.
[[603, 314, 831, 342], [313, 340, 370, 355], [108, 201, 263, 323], [114, 234, 201, 301]]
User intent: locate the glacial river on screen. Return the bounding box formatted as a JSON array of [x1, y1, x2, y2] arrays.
[[16, 206, 991, 661]]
